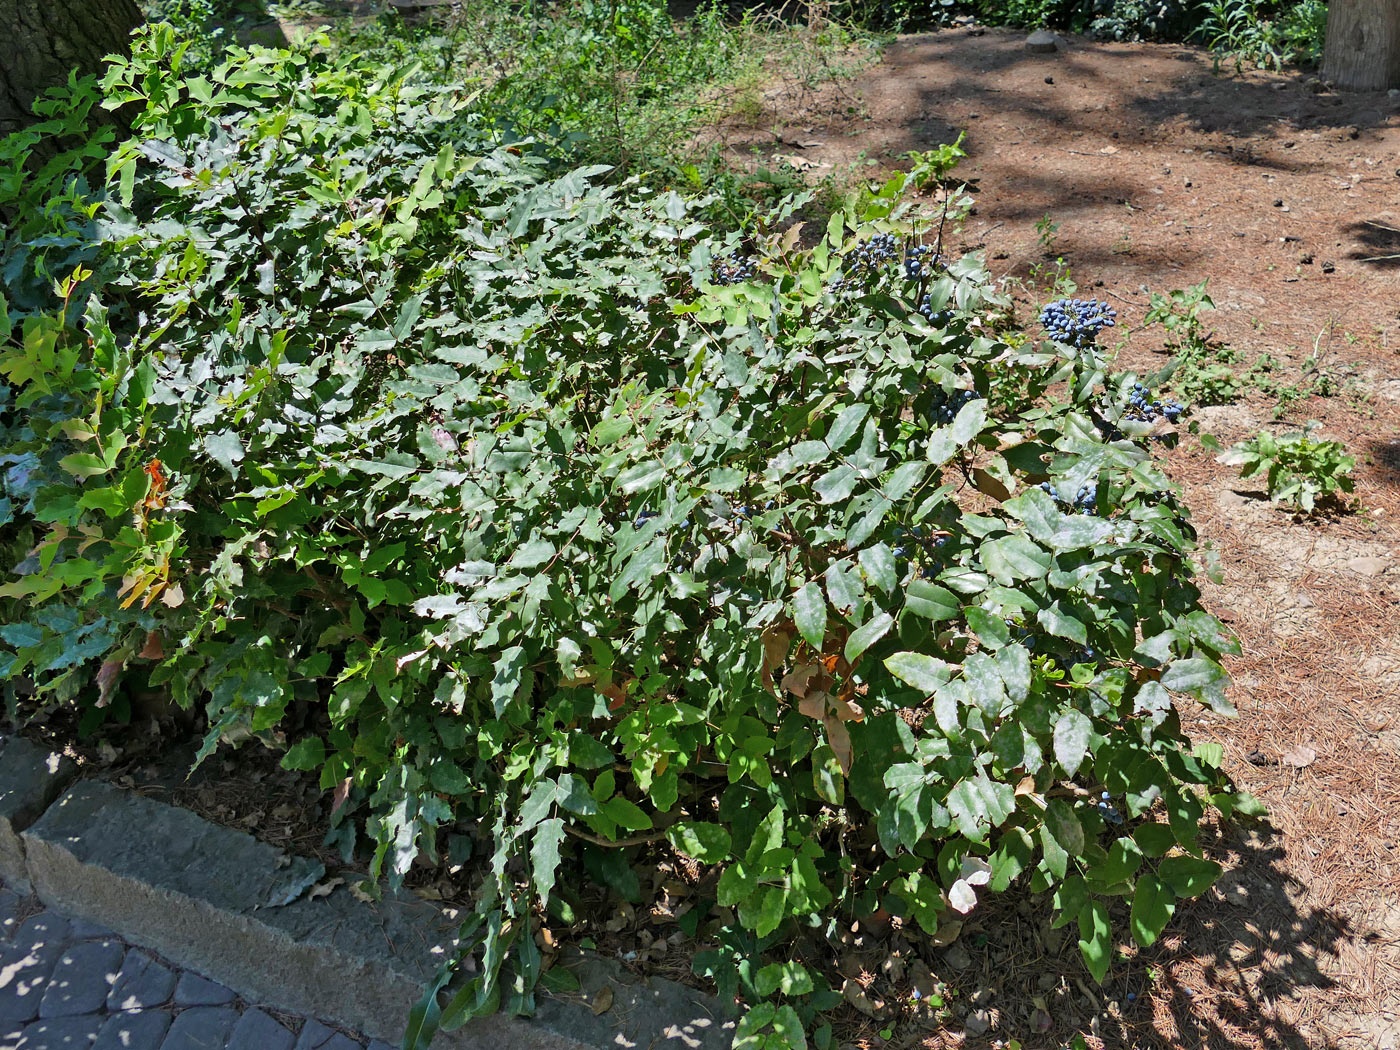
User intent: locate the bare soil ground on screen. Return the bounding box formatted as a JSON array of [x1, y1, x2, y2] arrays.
[[716, 26, 1400, 1050]]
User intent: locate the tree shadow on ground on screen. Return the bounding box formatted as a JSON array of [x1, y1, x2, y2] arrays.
[[876, 30, 1391, 168], [1365, 437, 1400, 483], [1344, 219, 1400, 269], [915, 820, 1356, 1050]]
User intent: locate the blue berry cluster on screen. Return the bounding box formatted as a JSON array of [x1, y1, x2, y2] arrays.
[[1124, 382, 1184, 423], [903, 244, 941, 281], [830, 233, 901, 294], [726, 499, 776, 524], [711, 252, 757, 286], [918, 294, 953, 325], [931, 388, 976, 424], [1039, 298, 1118, 349], [1039, 481, 1098, 515], [1094, 790, 1124, 825], [892, 525, 949, 559]]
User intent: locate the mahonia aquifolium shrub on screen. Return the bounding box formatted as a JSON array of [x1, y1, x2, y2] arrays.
[[0, 28, 1256, 1050]]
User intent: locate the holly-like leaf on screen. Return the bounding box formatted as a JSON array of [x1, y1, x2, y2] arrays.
[[668, 822, 732, 863], [884, 651, 951, 693], [1159, 856, 1222, 898], [1077, 899, 1112, 983], [1130, 873, 1174, 947], [793, 582, 827, 650], [1053, 709, 1093, 776], [844, 613, 893, 662]]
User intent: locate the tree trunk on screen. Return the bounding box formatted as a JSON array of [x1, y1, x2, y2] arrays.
[[0, 0, 142, 139], [1321, 0, 1400, 91]]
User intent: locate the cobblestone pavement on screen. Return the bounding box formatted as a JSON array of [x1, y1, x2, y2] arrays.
[[0, 882, 392, 1050]]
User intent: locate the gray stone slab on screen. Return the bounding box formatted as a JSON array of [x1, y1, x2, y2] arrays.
[[14, 914, 68, 954], [293, 1019, 361, 1050], [15, 1014, 103, 1049], [228, 1008, 294, 1050], [107, 951, 176, 1012], [0, 919, 68, 1024], [172, 974, 234, 1008], [0, 737, 78, 893], [1025, 28, 1059, 52], [23, 781, 735, 1050], [38, 939, 125, 1018], [159, 1007, 237, 1050], [95, 1010, 173, 1050], [67, 919, 114, 941]]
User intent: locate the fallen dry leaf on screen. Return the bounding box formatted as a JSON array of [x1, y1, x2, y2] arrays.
[[308, 877, 344, 900], [590, 984, 614, 1015], [841, 979, 885, 1017], [349, 880, 377, 903], [931, 919, 963, 947], [1281, 745, 1317, 769]]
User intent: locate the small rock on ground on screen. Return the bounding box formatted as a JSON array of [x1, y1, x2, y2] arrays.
[[1025, 29, 1058, 52]]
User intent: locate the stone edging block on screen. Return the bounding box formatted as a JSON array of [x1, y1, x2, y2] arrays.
[[0, 734, 78, 892], [20, 777, 734, 1050]]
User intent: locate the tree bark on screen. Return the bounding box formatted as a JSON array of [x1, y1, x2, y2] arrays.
[[1321, 0, 1400, 91], [0, 0, 142, 139]]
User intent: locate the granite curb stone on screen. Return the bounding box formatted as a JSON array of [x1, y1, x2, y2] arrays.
[[21, 778, 735, 1050], [0, 736, 78, 893]]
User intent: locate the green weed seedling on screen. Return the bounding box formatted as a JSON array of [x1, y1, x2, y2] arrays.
[[906, 131, 967, 193], [1145, 281, 1243, 406], [1211, 423, 1355, 514]]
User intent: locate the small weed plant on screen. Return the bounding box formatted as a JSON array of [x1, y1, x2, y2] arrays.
[[906, 132, 968, 193], [1214, 425, 1355, 514], [1147, 281, 1241, 407], [1, 29, 1253, 1050]]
